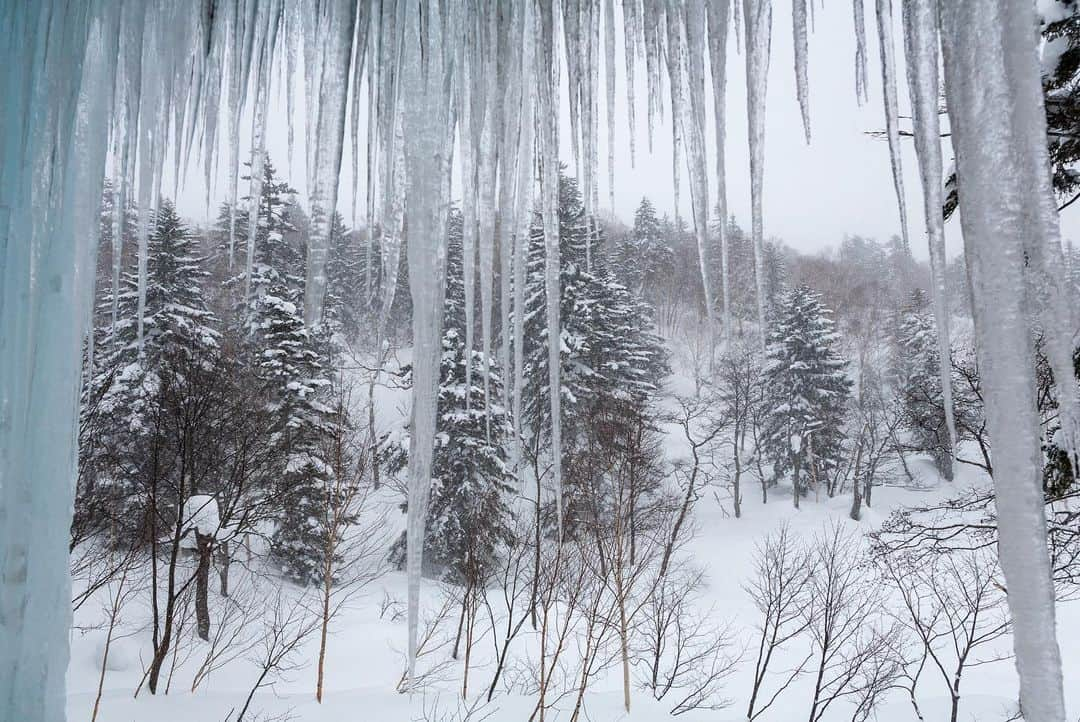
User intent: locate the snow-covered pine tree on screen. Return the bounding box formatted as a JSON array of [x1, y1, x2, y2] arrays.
[[247, 268, 336, 585], [387, 209, 515, 583], [891, 289, 954, 479], [613, 197, 674, 299], [81, 199, 219, 540], [522, 174, 670, 533], [324, 211, 364, 342], [760, 285, 852, 504], [219, 161, 336, 584], [250, 277, 338, 584]]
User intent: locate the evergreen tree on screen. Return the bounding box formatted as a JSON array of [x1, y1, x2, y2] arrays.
[[614, 197, 674, 299], [760, 285, 852, 501], [891, 289, 954, 479], [522, 174, 670, 533], [82, 199, 219, 540], [324, 211, 364, 341], [218, 160, 337, 584], [387, 210, 515, 583]]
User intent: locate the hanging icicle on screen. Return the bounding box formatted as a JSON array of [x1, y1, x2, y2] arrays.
[[937, 2, 1069, 718], [605, 0, 617, 210], [623, 0, 640, 166], [707, 0, 733, 345], [743, 0, 772, 346], [853, 0, 870, 104], [793, 0, 811, 143], [400, 0, 455, 684], [679, 0, 717, 349], [301, 0, 357, 327], [900, 0, 956, 477], [875, 0, 911, 254], [538, 0, 564, 536]]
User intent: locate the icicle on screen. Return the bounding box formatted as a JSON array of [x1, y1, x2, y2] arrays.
[[537, 0, 564, 536], [513, 1, 538, 474], [875, 0, 911, 253], [365, 15, 380, 302], [707, 0, 732, 345], [111, 172, 125, 338], [733, 0, 742, 54], [643, 0, 664, 151], [623, 0, 639, 166], [498, 1, 527, 422], [284, 2, 299, 173], [477, 2, 500, 433], [900, 0, 956, 473], [349, 4, 372, 229], [135, 5, 173, 353], [938, 2, 1069, 718], [853, 0, 869, 104], [244, 1, 282, 303], [605, 0, 617, 211], [302, 0, 357, 327], [743, 0, 772, 345], [665, 4, 684, 229], [680, 0, 717, 349], [458, 22, 479, 413], [401, 0, 455, 684], [0, 4, 117, 717], [564, 0, 584, 185], [793, 0, 810, 143]]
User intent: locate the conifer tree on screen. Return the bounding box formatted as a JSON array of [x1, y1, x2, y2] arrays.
[[387, 210, 515, 583], [523, 175, 669, 532], [83, 199, 219, 539], [892, 289, 955, 479], [760, 285, 852, 503]]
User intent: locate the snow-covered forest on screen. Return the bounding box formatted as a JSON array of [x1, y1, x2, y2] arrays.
[[3, 1, 1080, 721]]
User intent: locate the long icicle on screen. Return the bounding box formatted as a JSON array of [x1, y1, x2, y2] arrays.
[[938, 2, 1067, 718], [793, 0, 810, 143], [901, 0, 956, 477], [477, 0, 500, 435], [538, 0, 564, 537], [401, 0, 454, 684], [679, 0, 717, 353], [743, 0, 772, 346], [513, 0, 537, 475], [875, 0, 911, 254], [853, 0, 869, 104], [707, 0, 732, 346], [623, 0, 639, 166]]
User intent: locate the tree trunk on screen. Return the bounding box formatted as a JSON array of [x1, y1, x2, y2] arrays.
[[195, 532, 212, 641], [217, 540, 229, 597]]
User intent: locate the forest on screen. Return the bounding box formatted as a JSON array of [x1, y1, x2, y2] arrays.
[[3, 1, 1080, 722]]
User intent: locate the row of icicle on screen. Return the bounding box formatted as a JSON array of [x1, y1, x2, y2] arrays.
[[50, 0, 1080, 696]]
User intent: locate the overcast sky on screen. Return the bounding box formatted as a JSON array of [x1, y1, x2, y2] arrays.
[[176, 0, 1080, 259]]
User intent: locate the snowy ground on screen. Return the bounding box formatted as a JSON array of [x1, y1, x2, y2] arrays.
[[67, 342, 1080, 722]]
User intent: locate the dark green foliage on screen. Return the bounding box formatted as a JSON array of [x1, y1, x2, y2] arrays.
[[760, 286, 852, 497], [522, 175, 670, 534], [387, 210, 515, 584]]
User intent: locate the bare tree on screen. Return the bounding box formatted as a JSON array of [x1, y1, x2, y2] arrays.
[[314, 393, 388, 703], [481, 512, 536, 702], [190, 572, 263, 692], [90, 555, 141, 722], [395, 594, 457, 694], [877, 546, 1011, 722], [714, 341, 762, 518], [804, 523, 895, 722], [661, 396, 725, 578], [744, 523, 815, 720], [233, 590, 319, 722], [634, 563, 739, 716]]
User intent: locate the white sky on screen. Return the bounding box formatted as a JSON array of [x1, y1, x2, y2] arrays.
[[176, 0, 1080, 259]]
